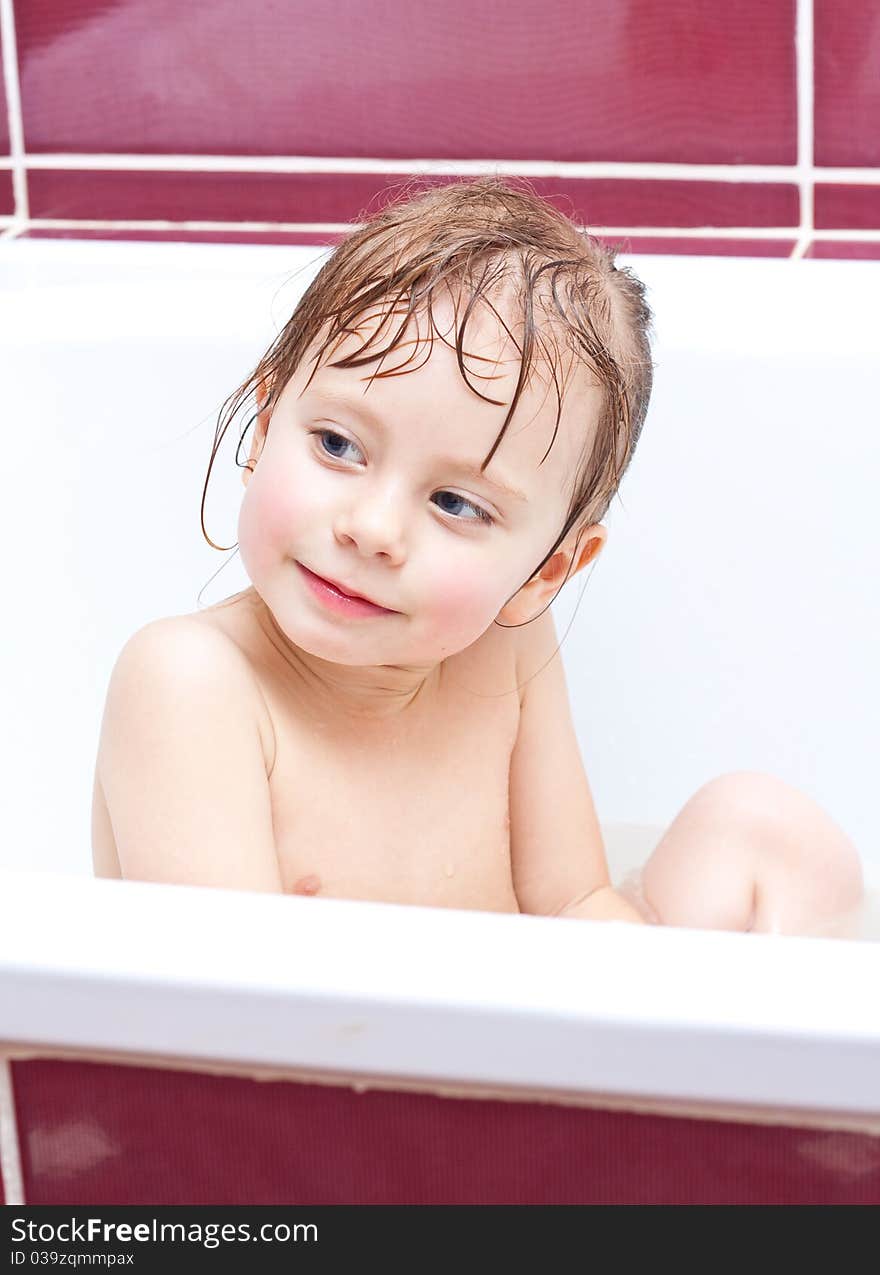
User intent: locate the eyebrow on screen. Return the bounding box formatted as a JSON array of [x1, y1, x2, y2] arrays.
[[305, 389, 529, 504]]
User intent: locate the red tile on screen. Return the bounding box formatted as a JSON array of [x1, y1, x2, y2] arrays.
[[814, 184, 880, 231], [0, 23, 9, 154], [608, 238, 797, 258], [804, 240, 880, 260], [26, 169, 392, 224], [815, 1, 880, 167], [551, 181, 798, 228], [18, 1, 796, 164], [26, 169, 800, 231], [12, 1058, 880, 1205], [0, 170, 13, 217]]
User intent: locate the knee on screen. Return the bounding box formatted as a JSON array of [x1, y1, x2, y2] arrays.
[[688, 770, 826, 834], [691, 770, 863, 886]]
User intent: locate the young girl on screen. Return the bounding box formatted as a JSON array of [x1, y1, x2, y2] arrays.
[[91, 176, 864, 936]]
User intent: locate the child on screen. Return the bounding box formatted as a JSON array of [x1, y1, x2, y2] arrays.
[[92, 176, 864, 936]]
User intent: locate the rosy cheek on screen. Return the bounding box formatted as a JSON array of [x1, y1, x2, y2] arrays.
[[259, 467, 302, 543], [238, 464, 301, 572], [426, 562, 499, 628]]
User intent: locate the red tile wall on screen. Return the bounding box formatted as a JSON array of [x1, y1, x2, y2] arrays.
[[0, 172, 13, 217], [0, 1, 877, 256], [15, 2, 796, 163], [815, 184, 880, 231], [0, 23, 9, 154], [10, 1057, 880, 1205], [23, 170, 800, 230], [814, 0, 880, 168], [0, 22, 13, 215]]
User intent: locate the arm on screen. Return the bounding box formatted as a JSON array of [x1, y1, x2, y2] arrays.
[[95, 618, 284, 892], [509, 608, 645, 926], [555, 885, 647, 924]]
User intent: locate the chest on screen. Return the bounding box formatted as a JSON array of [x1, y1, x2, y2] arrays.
[[264, 668, 522, 911]]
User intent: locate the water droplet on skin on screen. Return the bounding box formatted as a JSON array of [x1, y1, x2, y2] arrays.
[[444, 861, 455, 878]]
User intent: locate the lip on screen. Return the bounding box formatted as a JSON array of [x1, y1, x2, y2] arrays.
[[296, 562, 397, 617]]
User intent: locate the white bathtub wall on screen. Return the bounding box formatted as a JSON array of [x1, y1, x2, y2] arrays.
[[0, 241, 877, 884]]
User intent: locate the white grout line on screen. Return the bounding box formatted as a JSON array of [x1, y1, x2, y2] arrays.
[[0, 154, 813, 179], [0, 0, 28, 220], [17, 217, 359, 235], [0, 153, 871, 184], [791, 0, 816, 259], [0, 1057, 25, 1206], [2, 217, 878, 243]]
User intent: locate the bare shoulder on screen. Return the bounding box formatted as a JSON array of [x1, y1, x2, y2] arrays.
[[106, 617, 256, 730], [114, 614, 275, 774], [95, 614, 282, 891], [507, 604, 608, 917], [116, 613, 254, 675]]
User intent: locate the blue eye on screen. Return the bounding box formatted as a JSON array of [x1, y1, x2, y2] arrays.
[[432, 491, 494, 525], [308, 428, 494, 526], [313, 429, 363, 462]]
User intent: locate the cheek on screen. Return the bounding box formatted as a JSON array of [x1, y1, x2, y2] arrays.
[[238, 462, 308, 573], [421, 555, 508, 634]]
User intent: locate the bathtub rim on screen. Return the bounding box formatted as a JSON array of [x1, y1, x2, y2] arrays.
[[1, 868, 879, 1122]]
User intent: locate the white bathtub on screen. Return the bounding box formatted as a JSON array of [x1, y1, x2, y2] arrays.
[[1, 239, 878, 1205]]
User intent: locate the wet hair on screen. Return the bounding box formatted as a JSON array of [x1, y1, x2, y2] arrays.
[[201, 175, 655, 619]]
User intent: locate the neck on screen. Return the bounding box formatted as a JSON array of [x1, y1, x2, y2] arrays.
[[253, 597, 442, 725]]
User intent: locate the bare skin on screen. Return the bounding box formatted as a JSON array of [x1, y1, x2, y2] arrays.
[[93, 662, 867, 934], [615, 771, 866, 938], [93, 282, 866, 936], [93, 585, 523, 909]]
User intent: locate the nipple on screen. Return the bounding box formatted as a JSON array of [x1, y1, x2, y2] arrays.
[[443, 861, 455, 879], [291, 873, 322, 896]]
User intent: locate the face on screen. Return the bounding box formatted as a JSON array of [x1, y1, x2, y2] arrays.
[[237, 286, 606, 682]]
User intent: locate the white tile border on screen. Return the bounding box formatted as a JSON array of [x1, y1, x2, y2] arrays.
[[0, 217, 814, 238], [4, 154, 877, 181], [0, 1057, 25, 1206], [0, 0, 26, 221], [792, 0, 815, 259], [1, 218, 877, 247]]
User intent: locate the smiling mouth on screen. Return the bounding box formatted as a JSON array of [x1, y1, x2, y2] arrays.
[[296, 563, 397, 613]]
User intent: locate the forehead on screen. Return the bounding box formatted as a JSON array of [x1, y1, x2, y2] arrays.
[[295, 281, 602, 500]]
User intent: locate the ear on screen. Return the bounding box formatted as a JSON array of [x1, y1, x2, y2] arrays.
[[496, 521, 607, 626], [241, 378, 274, 489]]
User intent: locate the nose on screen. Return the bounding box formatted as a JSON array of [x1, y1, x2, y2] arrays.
[[333, 484, 407, 563]]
